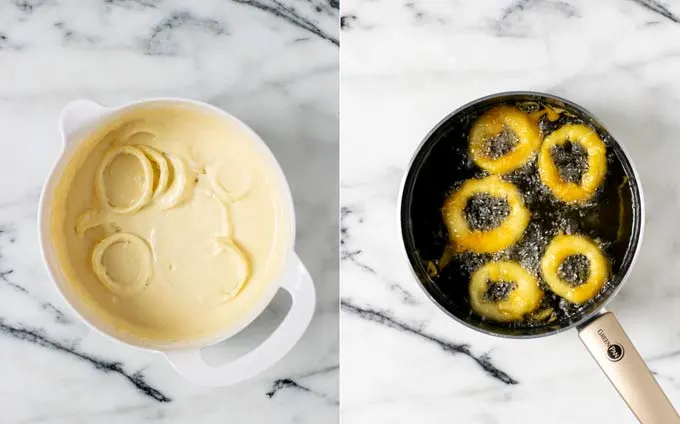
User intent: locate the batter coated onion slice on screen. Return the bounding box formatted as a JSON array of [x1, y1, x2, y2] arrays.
[[75, 208, 100, 236], [157, 153, 193, 210], [95, 145, 154, 214], [213, 236, 251, 303], [91, 232, 153, 297], [116, 120, 164, 145], [207, 165, 251, 204], [137, 145, 171, 200]]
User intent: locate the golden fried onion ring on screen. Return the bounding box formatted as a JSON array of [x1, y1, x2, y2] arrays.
[[469, 105, 542, 174], [541, 234, 609, 304], [95, 145, 154, 214], [91, 232, 153, 297], [442, 175, 530, 253], [469, 261, 543, 322], [538, 124, 607, 203]]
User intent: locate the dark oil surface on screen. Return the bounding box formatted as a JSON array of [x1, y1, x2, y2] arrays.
[[558, 254, 590, 286], [408, 101, 636, 333], [485, 126, 518, 159], [464, 194, 510, 231], [484, 281, 517, 302], [551, 141, 588, 184]]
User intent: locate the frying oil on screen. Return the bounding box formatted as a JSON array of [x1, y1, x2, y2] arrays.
[[414, 101, 634, 330]]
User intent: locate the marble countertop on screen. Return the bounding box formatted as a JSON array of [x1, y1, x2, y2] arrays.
[[341, 0, 680, 423], [0, 1, 337, 423]]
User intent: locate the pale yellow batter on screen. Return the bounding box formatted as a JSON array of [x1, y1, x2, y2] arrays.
[[50, 103, 290, 343]]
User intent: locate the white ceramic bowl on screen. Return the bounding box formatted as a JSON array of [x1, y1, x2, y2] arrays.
[[38, 98, 316, 387]]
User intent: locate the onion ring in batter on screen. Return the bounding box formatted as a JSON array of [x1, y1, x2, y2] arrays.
[[75, 208, 100, 236], [207, 164, 251, 204], [213, 237, 251, 303], [91, 232, 153, 297], [95, 145, 154, 214], [137, 145, 170, 200], [115, 120, 163, 145], [157, 153, 193, 210]]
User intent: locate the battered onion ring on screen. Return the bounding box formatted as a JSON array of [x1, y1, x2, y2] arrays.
[[207, 164, 251, 203], [469, 105, 542, 174], [95, 145, 154, 214], [91, 232, 153, 297], [187, 188, 251, 304], [116, 120, 163, 145], [214, 237, 251, 303], [75, 208, 100, 236], [157, 153, 193, 210], [469, 261, 543, 322], [540, 234, 609, 304], [442, 175, 530, 253], [538, 124, 607, 203], [137, 145, 170, 200]]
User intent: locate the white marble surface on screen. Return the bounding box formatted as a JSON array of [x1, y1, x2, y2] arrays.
[[0, 0, 338, 423], [341, 0, 680, 423]]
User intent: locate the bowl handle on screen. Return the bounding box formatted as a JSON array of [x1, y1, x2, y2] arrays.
[[578, 311, 680, 423], [163, 252, 316, 387], [59, 99, 110, 146]]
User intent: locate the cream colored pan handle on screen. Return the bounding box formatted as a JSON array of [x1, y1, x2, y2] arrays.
[[578, 312, 680, 423]]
